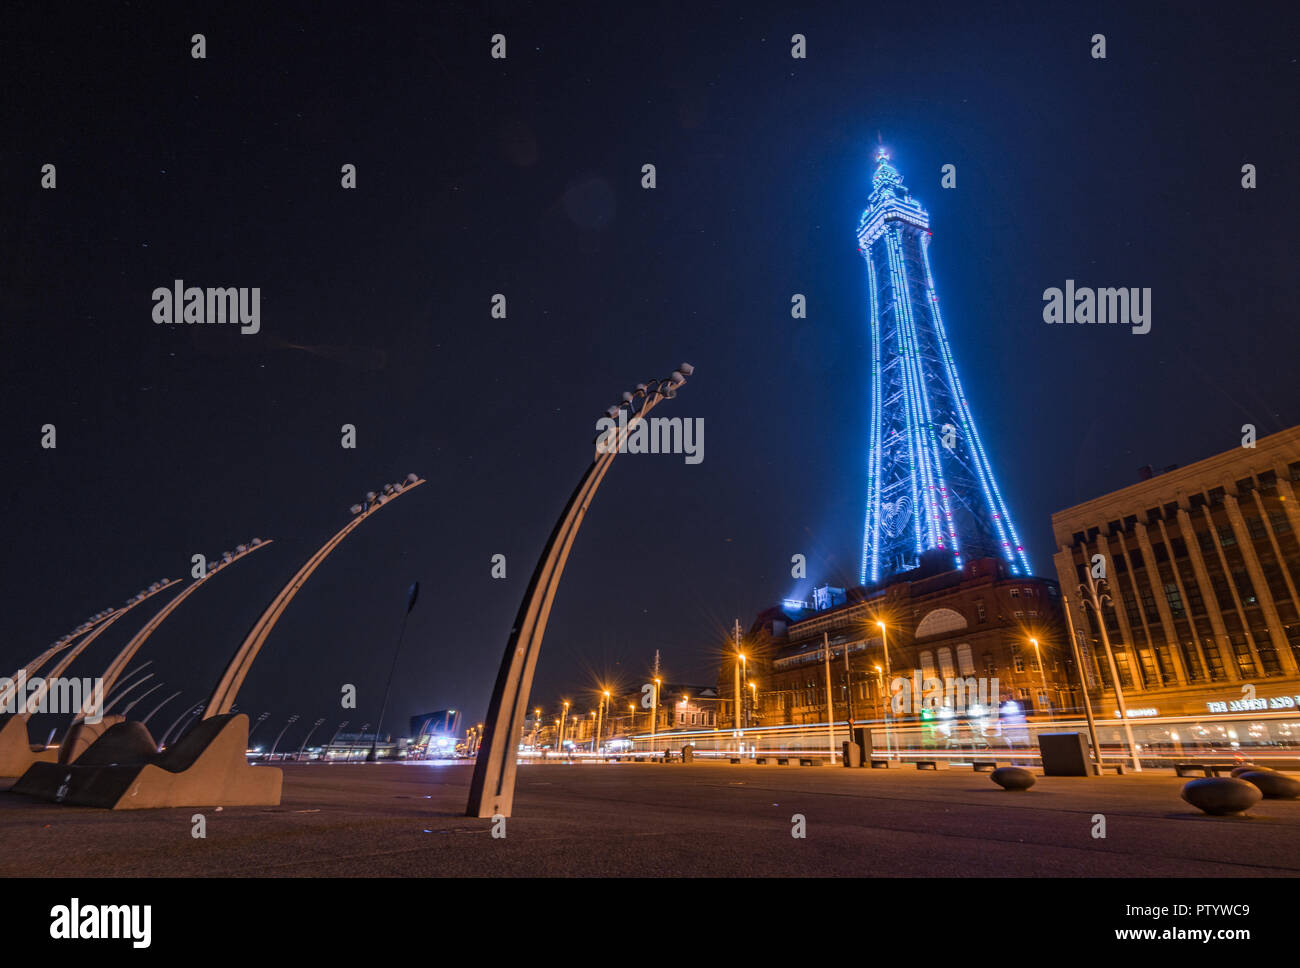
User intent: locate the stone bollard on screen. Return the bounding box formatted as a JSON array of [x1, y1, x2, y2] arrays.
[[1181, 776, 1262, 815], [990, 766, 1035, 791], [1237, 770, 1300, 800]]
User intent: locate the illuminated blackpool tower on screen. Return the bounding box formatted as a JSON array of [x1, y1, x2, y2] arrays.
[[858, 147, 1031, 584]]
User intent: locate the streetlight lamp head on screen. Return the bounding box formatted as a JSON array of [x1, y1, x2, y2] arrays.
[[349, 504, 363, 515], [670, 371, 684, 385], [678, 362, 694, 376], [364, 491, 377, 503]]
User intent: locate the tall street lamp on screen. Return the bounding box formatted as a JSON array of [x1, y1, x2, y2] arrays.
[[1076, 567, 1143, 772], [650, 678, 660, 754], [465, 365, 694, 818], [369, 581, 420, 762], [1061, 597, 1104, 774], [1030, 637, 1053, 720], [595, 690, 609, 754], [876, 621, 892, 756]]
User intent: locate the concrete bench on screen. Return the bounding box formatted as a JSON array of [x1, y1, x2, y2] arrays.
[[798, 757, 823, 766], [755, 756, 770, 764], [869, 758, 897, 769], [1208, 765, 1239, 777], [777, 757, 792, 765], [1175, 763, 1212, 777], [972, 761, 999, 772], [915, 760, 950, 771], [729, 757, 742, 764]]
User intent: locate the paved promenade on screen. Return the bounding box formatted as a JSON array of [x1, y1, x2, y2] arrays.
[[2, 762, 1297, 877]]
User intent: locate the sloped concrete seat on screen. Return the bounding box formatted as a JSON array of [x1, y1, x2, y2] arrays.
[[1237, 770, 1300, 800], [991, 766, 1035, 790], [10, 713, 281, 809], [0, 715, 59, 776], [57, 716, 127, 764], [1181, 776, 1262, 816], [68, 719, 154, 766]]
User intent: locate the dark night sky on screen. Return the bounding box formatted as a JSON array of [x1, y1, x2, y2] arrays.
[[2, 1, 1297, 741]]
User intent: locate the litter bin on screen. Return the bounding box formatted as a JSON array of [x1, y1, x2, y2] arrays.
[[681, 744, 694, 764], [841, 741, 862, 768], [1039, 732, 1091, 776]]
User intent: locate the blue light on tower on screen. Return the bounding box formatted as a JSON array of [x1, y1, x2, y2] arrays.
[[858, 147, 1031, 584]]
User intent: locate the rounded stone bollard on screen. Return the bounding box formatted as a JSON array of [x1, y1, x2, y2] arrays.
[[991, 766, 1035, 791], [1238, 770, 1300, 800], [1181, 777, 1262, 816], [1230, 764, 1276, 778]]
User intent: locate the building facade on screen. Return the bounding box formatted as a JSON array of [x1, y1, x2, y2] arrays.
[[725, 554, 1070, 729], [1051, 427, 1300, 717], [857, 147, 1031, 584]]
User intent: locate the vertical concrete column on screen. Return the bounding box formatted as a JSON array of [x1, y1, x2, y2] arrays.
[[1111, 532, 1154, 691], [1178, 508, 1238, 682], [1131, 521, 1189, 686], [1156, 518, 1212, 681], [1201, 506, 1268, 677], [1224, 495, 1297, 675], [1276, 479, 1300, 537]]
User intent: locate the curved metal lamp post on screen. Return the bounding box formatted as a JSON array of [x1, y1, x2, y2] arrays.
[[101, 662, 154, 710], [202, 476, 424, 720], [140, 691, 182, 728], [2, 608, 121, 706], [297, 717, 326, 760], [100, 673, 155, 715], [120, 681, 166, 719], [267, 714, 299, 760], [80, 539, 273, 722], [467, 363, 693, 818], [19, 580, 179, 720]]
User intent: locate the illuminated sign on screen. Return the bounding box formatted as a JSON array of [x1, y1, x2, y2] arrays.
[[1112, 708, 1158, 718], [1206, 694, 1300, 713]]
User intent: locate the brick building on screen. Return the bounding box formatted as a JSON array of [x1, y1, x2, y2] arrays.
[[724, 552, 1070, 728]]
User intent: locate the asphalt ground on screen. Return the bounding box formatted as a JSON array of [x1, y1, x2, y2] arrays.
[[2, 761, 1298, 877]]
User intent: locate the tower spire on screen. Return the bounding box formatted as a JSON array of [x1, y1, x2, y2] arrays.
[[857, 144, 1031, 583]]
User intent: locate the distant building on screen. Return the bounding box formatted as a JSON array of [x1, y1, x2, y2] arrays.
[[409, 709, 462, 757], [1051, 426, 1300, 717]]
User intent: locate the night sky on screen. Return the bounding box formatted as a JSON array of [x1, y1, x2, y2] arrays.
[[2, 1, 1297, 742]]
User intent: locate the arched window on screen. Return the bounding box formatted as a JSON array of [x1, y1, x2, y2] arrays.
[[957, 643, 975, 675], [938, 647, 956, 679], [920, 650, 936, 680], [915, 607, 969, 639]]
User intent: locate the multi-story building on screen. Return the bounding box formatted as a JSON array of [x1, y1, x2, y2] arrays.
[[1051, 426, 1300, 717], [725, 553, 1070, 728], [609, 684, 718, 736]]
